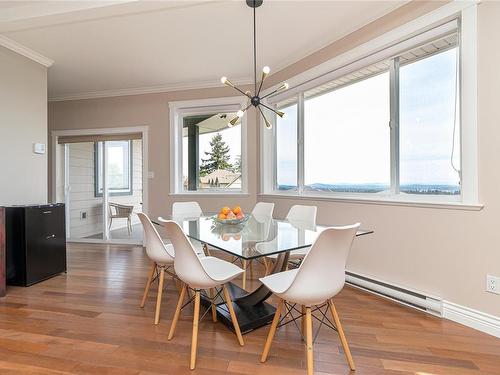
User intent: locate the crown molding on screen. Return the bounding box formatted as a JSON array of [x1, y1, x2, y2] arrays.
[[0, 34, 54, 67], [48, 78, 254, 102]]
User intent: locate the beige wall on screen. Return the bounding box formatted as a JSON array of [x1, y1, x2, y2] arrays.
[[48, 0, 500, 318], [261, 1, 500, 318], [0, 46, 48, 205], [48, 87, 259, 221]]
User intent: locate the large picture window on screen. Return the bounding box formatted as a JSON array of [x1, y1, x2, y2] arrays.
[[270, 27, 461, 201]]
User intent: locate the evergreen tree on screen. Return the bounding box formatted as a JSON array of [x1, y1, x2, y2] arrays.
[[200, 133, 232, 176], [233, 154, 242, 173]]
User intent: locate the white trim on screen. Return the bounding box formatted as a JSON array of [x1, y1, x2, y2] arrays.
[[443, 301, 500, 338], [259, 193, 484, 211], [50, 126, 149, 246], [48, 79, 253, 102], [0, 34, 53, 67], [169, 96, 249, 196]]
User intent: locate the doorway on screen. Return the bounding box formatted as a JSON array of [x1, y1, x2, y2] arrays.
[[52, 127, 148, 245]]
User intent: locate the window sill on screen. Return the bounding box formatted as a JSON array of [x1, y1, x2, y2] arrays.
[[259, 192, 484, 211], [170, 192, 250, 198]]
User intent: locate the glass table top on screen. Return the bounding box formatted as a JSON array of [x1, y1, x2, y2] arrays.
[[161, 214, 372, 260]]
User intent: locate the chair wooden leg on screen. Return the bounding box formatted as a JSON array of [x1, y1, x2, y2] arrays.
[[249, 260, 254, 281], [242, 260, 247, 290], [190, 290, 201, 370], [154, 267, 165, 325], [140, 263, 156, 308], [222, 285, 244, 346], [209, 288, 217, 322], [329, 300, 355, 371], [264, 258, 273, 276], [203, 243, 211, 256], [301, 305, 306, 338], [305, 306, 313, 375], [261, 298, 283, 362], [168, 283, 186, 340]]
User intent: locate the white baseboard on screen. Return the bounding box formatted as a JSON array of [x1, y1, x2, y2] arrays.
[[443, 301, 500, 338]]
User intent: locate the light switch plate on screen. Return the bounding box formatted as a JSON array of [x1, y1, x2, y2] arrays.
[[148, 171, 155, 179]]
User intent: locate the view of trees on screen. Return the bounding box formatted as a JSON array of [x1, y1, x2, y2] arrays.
[[199, 132, 241, 176]]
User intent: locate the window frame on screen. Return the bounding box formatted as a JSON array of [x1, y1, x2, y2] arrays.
[[260, 4, 481, 209], [169, 97, 249, 196], [94, 140, 133, 197]]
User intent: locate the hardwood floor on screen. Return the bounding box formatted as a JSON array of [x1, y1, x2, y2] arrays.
[[0, 242, 499, 374]]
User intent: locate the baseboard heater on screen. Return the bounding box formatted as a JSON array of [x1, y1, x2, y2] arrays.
[[346, 271, 443, 317]]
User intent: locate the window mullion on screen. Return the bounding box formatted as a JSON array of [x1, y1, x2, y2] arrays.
[[389, 57, 400, 194], [297, 93, 305, 194]]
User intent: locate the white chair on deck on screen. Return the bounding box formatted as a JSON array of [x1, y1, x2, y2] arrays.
[[260, 223, 360, 374], [264, 204, 317, 275], [164, 221, 245, 370], [137, 212, 176, 325]]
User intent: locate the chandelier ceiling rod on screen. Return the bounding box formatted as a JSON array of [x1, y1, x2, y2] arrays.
[[221, 0, 288, 129]]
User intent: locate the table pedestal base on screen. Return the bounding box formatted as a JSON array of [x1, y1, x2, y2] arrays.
[[200, 282, 276, 333]]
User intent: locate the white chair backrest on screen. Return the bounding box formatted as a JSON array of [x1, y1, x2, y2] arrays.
[[137, 212, 174, 261], [162, 220, 214, 288], [252, 202, 275, 218], [284, 223, 360, 304], [172, 201, 203, 219], [286, 205, 317, 224]]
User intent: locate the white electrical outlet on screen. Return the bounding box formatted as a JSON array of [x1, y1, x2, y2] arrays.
[[486, 275, 500, 294]]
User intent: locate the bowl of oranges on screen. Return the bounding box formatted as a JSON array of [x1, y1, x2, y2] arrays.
[[216, 206, 249, 225]]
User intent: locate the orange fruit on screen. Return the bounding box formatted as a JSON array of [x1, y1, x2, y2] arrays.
[[221, 206, 230, 215], [232, 206, 242, 215], [218, 213, 227, 220]]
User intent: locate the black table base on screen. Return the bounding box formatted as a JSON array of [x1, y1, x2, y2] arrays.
[[200, 282, 276, 333]]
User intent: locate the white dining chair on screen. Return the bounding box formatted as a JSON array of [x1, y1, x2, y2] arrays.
[[252, 202, 275, 217], [172, 201, 203, 218], [264, 204, 317, 275], [137, 212, 176, 325], [236, 202, 276, 289], [260, 223, 360, 374], [163, 220, 245, 370], [158, 201, 206, 257]]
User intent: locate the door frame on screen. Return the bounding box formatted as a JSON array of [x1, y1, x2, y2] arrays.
[[50, 126, 149, 245]]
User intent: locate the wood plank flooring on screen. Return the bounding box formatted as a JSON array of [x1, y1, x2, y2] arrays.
[[0, 243, 499, 374]]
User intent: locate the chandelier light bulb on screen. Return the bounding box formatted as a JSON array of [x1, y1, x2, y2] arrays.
[[237, 110, 245, 118], [263, 66, 270, 74], [221, 76, 227, 84]]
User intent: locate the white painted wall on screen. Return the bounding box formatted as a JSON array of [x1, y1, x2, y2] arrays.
[[0, 46, 47, 205]]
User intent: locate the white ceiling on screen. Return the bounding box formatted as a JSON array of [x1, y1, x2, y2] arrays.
[[0, 1, 408, 101]]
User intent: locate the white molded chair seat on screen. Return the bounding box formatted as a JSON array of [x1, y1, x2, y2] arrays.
[[259, 223, 360, 374], [198, 256, 244, 286]]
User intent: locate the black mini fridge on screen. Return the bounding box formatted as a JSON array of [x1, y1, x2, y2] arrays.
[[4, 204, 66, 286]]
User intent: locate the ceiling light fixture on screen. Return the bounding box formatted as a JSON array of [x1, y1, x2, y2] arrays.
[[221, 0, 288, 129]]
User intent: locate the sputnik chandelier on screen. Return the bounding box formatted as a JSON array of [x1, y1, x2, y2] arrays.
[[221, 0, 288, 129]]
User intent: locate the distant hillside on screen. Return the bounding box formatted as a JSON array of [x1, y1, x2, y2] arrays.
[[277, 183, 460, 195]]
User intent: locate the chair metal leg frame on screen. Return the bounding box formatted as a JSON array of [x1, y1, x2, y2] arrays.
[[261, 300, 355, 374], [168, 284, 244, 370]]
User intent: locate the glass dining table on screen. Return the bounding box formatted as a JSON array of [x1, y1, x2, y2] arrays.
[[155, 214, 373, 333]]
